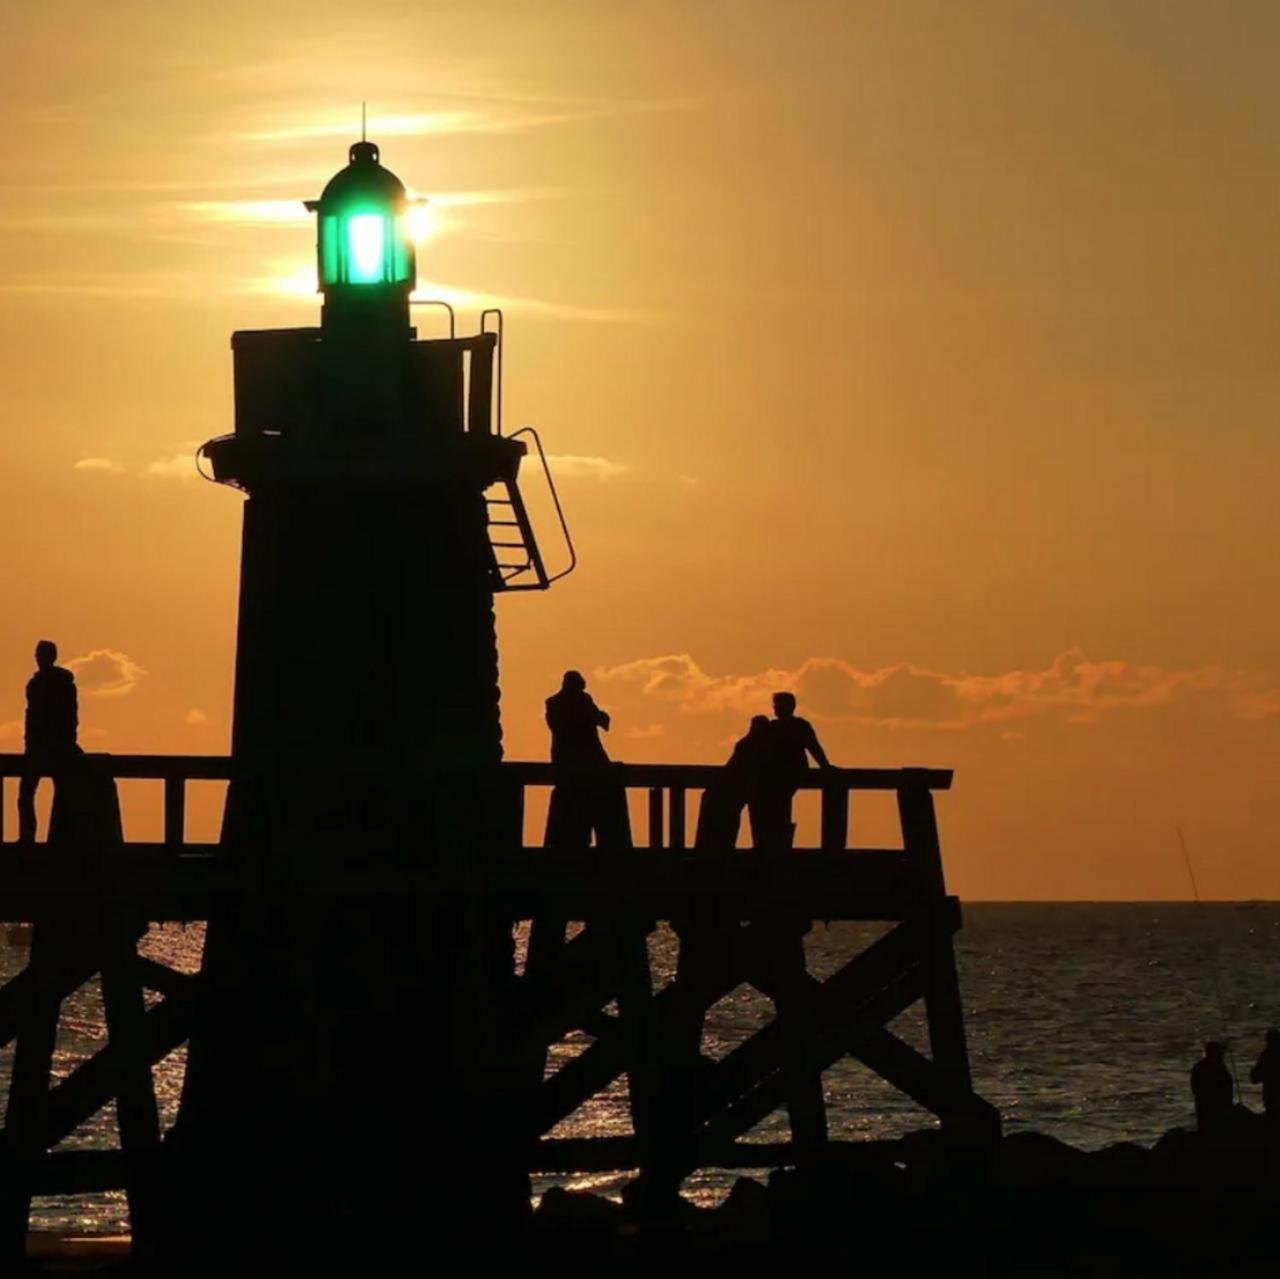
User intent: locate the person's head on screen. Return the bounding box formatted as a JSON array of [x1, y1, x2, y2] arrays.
[[772, 691, 797, 719], [34, 640, 57, 670], [562, 670, 586, 694], [1205, 1041, 1225, 1062], [748, 714, 770, 735]]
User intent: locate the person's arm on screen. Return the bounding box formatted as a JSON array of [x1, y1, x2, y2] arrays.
[[587, 695, 610, 732], [804, 721, 831, 769]]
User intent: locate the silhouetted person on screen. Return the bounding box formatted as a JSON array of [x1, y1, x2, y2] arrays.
[[695, 714, 773, 849], [754, 691, 831, 849], [1250, 1028, 1280, 1122], [18, 640, 78, 844], [544, 670, 630, 848], [546, 669, 610, 768], [1191, 1041, 1234, 1135]]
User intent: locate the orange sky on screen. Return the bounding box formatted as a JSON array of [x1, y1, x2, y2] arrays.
[[2, 1, 1279, 898]]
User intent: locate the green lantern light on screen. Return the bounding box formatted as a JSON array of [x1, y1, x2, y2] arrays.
[[306, 141, 417, 291]]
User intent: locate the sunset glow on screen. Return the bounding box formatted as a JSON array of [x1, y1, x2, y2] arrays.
[[3, 1, 1280, 899]]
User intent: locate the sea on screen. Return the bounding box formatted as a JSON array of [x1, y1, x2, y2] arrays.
[[4, 903, 1278, 1235]]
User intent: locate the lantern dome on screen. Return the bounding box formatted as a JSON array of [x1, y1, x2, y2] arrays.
[[305, 141, 416, 290]]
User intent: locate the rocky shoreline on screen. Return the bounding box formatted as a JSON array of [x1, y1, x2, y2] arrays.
[[530, 1111, 1280, 1271]]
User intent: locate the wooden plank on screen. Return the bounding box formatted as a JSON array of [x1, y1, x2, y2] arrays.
[[897, 778, 946, 894], [613, 917, 657, 1168], [0, 755, 953, 792], [41, 984, 202, 1151], [847, 1025, 997, 1132], [163, 777, 185, 850], [99, 928, 163, 1249], [695, 965, 927, 1150], [668, 788, 686, 852], [518, 925, 627, 1051], [820, 784, 849, 851], [0, 927, 65, 1262], [647, 788, 663, 851]]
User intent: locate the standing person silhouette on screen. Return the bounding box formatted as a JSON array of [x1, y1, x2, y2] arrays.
[[544, 670, 630, 848], [757, 691, 830, 849], [1191, 1041, 1234, 1135], [1250, 1028, 1280, 1124], [18, 640, 79, 844]]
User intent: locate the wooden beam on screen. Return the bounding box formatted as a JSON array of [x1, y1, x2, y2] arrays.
[[647, 788, 663, 851], [40, 984, 202, 1152], [694, 965, 927, 1150], [668, 789, 686, 852], [163, 777, 185, 850], [0, 755, 954, 793], [0, 928, 66, 1261], [820, 784, 849, 852]]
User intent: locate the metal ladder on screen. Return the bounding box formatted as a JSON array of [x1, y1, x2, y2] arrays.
[[485, 426, 576, 592]]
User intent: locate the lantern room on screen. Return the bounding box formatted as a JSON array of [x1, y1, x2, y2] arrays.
[[305, 140, 417, 290]]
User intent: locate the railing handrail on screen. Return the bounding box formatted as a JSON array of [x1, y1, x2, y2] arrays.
[[0, 754, 951, 792]]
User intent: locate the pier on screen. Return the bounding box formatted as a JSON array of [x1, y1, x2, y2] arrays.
[[0, 752, 996, 1255]]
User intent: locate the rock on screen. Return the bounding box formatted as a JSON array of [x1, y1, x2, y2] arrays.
[[535, 1186, 622, 1230]]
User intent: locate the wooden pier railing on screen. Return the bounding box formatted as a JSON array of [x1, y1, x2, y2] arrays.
[[0, 755, 955, 918]]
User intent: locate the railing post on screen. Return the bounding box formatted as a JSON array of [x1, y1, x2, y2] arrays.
[[0, 777, 5, 844], [897, 772, 975, 1115], [669, 787, 686, 852], [897, 772, 945, 894], [163, 777, 185, 851], [820, 782, 848, 851], [647, 787, 664, 851]]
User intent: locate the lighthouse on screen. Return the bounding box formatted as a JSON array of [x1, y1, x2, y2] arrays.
[[174, 139, 551, 1252]]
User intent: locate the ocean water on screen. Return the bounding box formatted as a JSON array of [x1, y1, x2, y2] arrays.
[[3, 903, 1278, 1233]]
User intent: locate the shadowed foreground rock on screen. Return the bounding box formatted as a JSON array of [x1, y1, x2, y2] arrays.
[[528, 1112, 1280, 1272]]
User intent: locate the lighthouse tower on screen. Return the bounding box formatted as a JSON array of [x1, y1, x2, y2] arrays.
[[175, 140, 548, 1251]]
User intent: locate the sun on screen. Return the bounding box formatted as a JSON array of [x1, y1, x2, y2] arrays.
[[406, 201, 437, 243]]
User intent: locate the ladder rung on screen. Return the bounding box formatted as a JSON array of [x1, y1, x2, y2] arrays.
[[485, 497, 513, 506]]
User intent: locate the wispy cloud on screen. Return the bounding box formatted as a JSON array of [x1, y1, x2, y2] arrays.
[[594, 649, 1279, 731], [546, 455, 630, 480], [74, 457, 126, 475], [144, 451, 198, 480], [239, 100, 695, 144], [68, 650, 146, 698]]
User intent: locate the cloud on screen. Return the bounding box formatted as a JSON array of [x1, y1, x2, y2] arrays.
[[144, 449, 198, 480], [594, 649, 1277, 731], [546, 455, 630, 481], [74, 457, 126, 474], [238, 100, 696, 145], [67, 650, 146, 698], [185, 188, 563, 226], [626, 723, 667, 740], [185, 708, 211, 727]]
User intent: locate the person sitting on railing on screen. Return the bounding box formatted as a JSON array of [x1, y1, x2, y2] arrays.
[[753, 691, 831, 850], [17, 639, 79, 845], [544, 670, 631, 849]]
